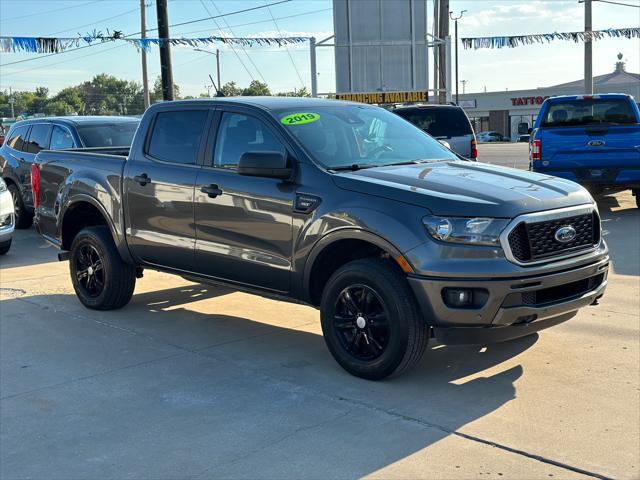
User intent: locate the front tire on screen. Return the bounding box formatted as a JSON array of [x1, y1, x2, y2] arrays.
[[320, 258, 428, 380], [8, 183, 33, 229], [69, 226, 136, 310]]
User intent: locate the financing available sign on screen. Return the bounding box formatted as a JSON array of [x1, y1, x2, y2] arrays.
[[333, 90, 429, 104]]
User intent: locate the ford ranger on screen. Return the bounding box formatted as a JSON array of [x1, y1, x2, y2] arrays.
[[530, 93, 640, 207], [33, 98, 609, 380]]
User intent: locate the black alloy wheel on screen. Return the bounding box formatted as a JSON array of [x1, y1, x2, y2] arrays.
[[74, 244, 105, 298], [333, 284, 390, 361]]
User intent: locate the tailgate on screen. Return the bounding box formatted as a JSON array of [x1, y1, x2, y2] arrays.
[[540, 124, 640, 169]]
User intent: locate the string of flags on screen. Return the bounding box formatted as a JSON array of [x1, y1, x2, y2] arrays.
[[0, 30, 310, 54], [462, 27, 640, 50]]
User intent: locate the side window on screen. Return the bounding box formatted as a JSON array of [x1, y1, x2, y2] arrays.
[[50, 125, 75, 150], [7, 126, 29, 151], [213, 113, 285, 169], [147, 110, 208, 165], [25, 124, 51, 153]]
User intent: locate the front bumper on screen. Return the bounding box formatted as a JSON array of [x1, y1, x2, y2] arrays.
[[408, 255, 609, 345], [0, 190, 14, 243]]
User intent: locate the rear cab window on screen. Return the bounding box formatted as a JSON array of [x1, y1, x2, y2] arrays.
[[147, 110, 208, 165], [395, 107, 473, 137], [541, 98, 639, 128]]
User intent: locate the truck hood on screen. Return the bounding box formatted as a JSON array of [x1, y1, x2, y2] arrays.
[[332, 160, 594, 217]]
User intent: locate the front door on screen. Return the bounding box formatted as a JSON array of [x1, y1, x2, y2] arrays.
[[194, 110, 295, 292], [124, 108, 211, 271]]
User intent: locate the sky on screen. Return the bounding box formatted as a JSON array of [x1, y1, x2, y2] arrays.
[[0, 0, 638, 97]]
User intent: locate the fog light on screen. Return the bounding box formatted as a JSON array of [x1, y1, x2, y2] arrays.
[[443, 288, 473, 308]]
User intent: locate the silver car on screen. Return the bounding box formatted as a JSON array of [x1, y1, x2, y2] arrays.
[[0, 178, 14, 255]]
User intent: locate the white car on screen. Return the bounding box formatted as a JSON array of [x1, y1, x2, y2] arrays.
[[0, 178, 14, 255]]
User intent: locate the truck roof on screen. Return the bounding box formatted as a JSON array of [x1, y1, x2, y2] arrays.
[[154, 96, 360, 111], [15, 116, 140, 127], [546, 93, 633, 101]]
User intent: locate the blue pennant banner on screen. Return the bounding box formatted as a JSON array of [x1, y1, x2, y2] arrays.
[[462, 27, 640, 50]]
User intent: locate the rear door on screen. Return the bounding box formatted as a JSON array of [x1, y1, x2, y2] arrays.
[[123, 107, 212, 271], [538, 97, 640, 173], [193, 108, 295, 292]]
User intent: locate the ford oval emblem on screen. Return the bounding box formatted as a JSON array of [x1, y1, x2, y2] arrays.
[[555, 225, 577, 243], [588, 140, 605, 147]]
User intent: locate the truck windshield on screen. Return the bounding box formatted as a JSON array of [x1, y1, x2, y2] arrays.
[[77, 122, 139, 147], [274, 105, 458, 170], [541, 98, 638, 127]]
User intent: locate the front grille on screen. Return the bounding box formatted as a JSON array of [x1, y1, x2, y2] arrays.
[[521, 273, 605, 306], [507, 212, 598, 263]]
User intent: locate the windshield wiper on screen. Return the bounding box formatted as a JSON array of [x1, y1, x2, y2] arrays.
[[329, 163, 377, 171]]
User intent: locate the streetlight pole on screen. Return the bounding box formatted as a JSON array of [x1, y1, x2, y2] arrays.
[[194, 48, 222, 93], [461, 79, 467, 94], [450, 10, 467, 105]]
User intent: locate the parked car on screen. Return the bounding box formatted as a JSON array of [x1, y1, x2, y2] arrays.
[[33, 97, 608, 380], [477, 131, 508, 143], [0, 178, 14, 255], [393, 104, 478, 159], [530, 93, 640, 207], [0, 116, 139, 228], [517, 134, 531, 143]]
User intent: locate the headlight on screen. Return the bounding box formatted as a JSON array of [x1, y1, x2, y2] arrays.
[[423, 216, 509, 246]]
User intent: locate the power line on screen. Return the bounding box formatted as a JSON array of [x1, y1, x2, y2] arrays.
[[45, 7, 141, 36], [197, 0, 257, 82], [263, 0, 305, 88], [0, 0, 102, 22], [0, 0, 292, 68], [593, 0, 640, 6], [173, 8, 332, 36], [206, 0, 268, 84]]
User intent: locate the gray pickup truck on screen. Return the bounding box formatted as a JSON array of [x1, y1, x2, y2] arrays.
[[33, 97, 609, 380]]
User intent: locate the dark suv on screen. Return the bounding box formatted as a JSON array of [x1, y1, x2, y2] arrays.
[[33, 98, 608, 380], [393, 104, 478, 159], [0, 116, 139, 228]]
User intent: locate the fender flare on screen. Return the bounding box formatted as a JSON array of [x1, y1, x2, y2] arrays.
[[58, 194, 121, 249], [301, 228, 404, 302]]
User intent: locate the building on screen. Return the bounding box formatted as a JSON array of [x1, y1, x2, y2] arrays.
[[459, 55, 640, 140]]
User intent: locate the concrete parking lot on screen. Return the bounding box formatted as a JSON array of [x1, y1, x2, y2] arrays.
[[1, 144, 638, 479]]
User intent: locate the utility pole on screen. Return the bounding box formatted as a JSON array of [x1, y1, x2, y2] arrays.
[[461, 79, 467, 94], [438, 0, 450, 104], [140, 0, 150, 108], [156, 0, 174, 101], [8, 87, 15, 118], [450, 10, 466, 105], [584, 0, 593, 94]]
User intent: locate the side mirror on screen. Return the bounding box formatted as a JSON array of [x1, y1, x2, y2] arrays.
[[238, 151, 292, 180], [438, 139, 451, 149]]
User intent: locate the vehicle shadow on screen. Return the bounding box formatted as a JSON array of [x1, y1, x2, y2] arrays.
[[1, 285, 537, 479], [596, 194, 640, 277], [0, 227, 59, 270]]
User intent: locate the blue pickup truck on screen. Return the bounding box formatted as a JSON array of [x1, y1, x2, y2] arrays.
[[530, 94, 640, 207]]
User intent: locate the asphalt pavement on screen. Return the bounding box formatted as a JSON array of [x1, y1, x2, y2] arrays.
[[1, 144, 638, 479]]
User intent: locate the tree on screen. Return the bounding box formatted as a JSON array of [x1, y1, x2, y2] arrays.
[[220, 81, 243, 97], [277, 87, 311, 97], [45, 100, 74, 116], [242, 80, 270, 96], [52, 87, 84, 114], [150, 76, 181, 104]]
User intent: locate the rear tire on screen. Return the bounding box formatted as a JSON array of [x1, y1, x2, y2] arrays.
[[0, 239, 11, 255], [320, 258, 428, 380], [8, 183, 33, 229], [69, 226, 136, 310]]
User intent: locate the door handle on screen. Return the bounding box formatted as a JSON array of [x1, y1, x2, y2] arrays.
[[133, 173, 151, 186], [200, 184, 223, 198]]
